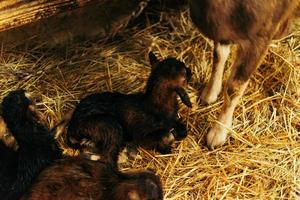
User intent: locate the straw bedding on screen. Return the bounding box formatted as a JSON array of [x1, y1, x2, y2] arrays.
[[0, 6, 299, 200]]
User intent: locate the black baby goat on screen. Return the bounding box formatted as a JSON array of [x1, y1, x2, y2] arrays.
[[63, 52, 192, 165], [0, 90, 62, 200]]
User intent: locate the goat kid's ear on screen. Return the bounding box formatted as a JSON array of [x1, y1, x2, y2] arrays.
[[175, 88, 192, 108], [149, 51, 159, 69]]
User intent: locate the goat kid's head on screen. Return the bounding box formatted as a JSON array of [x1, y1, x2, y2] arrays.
[[147, 52, 192, 108], [2, 90, 45, 124]]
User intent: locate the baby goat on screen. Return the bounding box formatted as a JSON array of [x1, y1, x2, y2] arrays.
[[64, 52, 192, 163], [190, 0, 300, 148], [0, 90, 61, 200], [23, 157, 163, 200]]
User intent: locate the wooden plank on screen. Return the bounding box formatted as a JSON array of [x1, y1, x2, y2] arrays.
[[0, 0, 149, 47], [0, 0, 104, 32]]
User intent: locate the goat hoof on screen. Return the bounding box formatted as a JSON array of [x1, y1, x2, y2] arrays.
[[173, 128, 187, 141], [201, 86, 219, 104], [174, 133, 187, 141], [158, 147, 172, 154], [206, 125, 227, 149], [119, 146, 141, 163], [157, 132, 174, 154]]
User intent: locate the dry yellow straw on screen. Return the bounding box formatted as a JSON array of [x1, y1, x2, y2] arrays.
[[0, 8, 299, 200]]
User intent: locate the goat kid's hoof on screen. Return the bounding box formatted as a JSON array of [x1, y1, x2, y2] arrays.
[[157, 132, 175, 154], [206, 125, 227, 149], [119, 147, 142, 164], [200, 86, 219, 104], [172, 127, 187, 141], [158, 146, 172, 155]]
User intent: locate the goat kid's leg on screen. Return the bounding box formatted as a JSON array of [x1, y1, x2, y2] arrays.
[[207, 40, 270, 149], [141, 129, 175, 154], [201, 42, 230, 104], [118, 145, 143, 164]]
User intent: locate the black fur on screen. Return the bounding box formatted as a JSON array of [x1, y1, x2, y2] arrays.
[[66, 52, 192, 164], [0, 90, 62, 200]]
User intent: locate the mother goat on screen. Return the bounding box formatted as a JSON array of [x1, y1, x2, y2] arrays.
[[190, 0, 299, 149]]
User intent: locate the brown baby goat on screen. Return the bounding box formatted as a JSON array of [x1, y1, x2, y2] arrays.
[[23, 157, 163, 200]]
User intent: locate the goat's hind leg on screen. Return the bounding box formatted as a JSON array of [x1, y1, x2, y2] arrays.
[[93, 116, 123, 167], [71, 115, 123, 167], [201, 42, 230, 104], [206, 39, 271, 149]]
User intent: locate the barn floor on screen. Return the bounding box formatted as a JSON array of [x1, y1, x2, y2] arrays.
[[0, 7, 299, 200]]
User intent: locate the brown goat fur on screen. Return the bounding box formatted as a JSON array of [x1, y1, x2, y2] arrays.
[[189, 0, 299, 148], [23, 157, 163, 200]]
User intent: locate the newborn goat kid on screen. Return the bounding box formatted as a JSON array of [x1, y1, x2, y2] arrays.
[[24, 157, 163, 200], [0, 90, 61, 200], [66, 52, 192, 163]]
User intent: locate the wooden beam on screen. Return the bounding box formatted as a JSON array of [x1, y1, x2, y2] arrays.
[[0, 0, 104, 32], [0, 0, 149, 47]]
